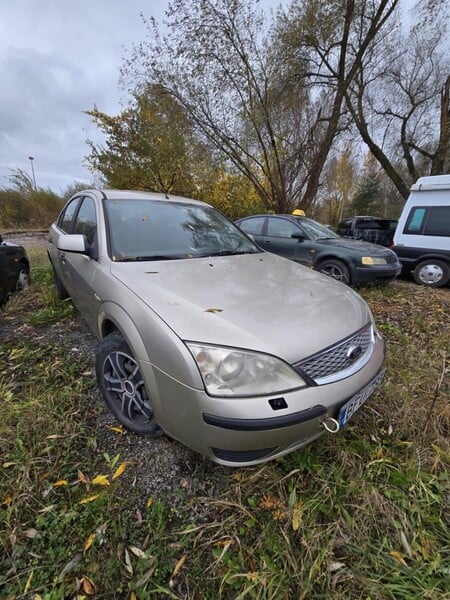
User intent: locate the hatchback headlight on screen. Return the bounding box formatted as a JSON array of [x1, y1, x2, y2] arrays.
[[361, 256, 387, 266], [186, 343, 306, 397]]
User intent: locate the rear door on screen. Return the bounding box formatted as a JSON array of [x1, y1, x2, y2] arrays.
[[60, 196, 100, 330]]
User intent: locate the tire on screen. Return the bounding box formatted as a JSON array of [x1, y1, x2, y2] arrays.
[[16, 264, 30, 291], [52, 266, 69, 300], [95, 331, 162, 436], [317, 259, 351, 285], [413, 259, 449, 288]]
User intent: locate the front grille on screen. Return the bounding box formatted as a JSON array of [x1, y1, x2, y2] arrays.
[[294, 323, 373, 384]]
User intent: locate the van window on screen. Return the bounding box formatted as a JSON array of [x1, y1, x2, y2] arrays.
[[405, 208, 426, 233], [404, 206, 450, 236], [425, 206, 450, 236]]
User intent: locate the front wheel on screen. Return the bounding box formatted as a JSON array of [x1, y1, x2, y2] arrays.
[[95, 332, 161, 436], [413, 259, 449, 288], [317, 259, 351, 286]]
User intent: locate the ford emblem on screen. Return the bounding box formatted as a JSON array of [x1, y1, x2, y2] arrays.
[[347, 345, 363, 362]]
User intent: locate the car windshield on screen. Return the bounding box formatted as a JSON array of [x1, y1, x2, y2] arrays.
[[294, 217, 340, 241], [105, 199, 260, 261]]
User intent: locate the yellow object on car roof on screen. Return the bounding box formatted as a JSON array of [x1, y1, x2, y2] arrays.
[[292, 209, 305, 216]]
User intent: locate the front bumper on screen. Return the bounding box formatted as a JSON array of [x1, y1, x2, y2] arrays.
[[353, 263, 401, 284], [144, 335, 386, 466]]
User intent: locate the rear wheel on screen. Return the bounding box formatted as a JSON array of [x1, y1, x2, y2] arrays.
[[413, 259, 449, 288], [16, 264, 30, 291], [317, 259, 351, 285], [96, 331, 162, 436]]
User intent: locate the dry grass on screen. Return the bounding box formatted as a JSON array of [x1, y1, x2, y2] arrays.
[[0, 268, 449, 599]]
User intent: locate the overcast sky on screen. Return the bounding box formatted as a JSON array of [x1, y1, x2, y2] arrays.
[[0, 1, 171, 194], [0, 0, 282, 195]]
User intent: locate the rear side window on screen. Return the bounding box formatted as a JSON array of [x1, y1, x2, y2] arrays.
[[404, 206, 450, 236], [238, 217, 265, 235]]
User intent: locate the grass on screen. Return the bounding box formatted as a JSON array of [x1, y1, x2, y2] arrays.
[[0, 253, 449, 599]]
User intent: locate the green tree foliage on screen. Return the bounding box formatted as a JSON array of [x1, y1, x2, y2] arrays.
[[85, 86, 207, 196], [0, 170, 63, 230], [350, 172, 382, 215]]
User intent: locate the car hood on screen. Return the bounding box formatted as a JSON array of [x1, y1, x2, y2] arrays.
[[318, 237, 393, 255], [110, 252, 371, 363]]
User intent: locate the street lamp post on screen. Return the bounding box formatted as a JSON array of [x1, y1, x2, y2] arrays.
[[28, 156, 37, 190]]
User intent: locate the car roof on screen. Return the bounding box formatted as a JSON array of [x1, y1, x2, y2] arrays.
[[79, 189, 209, 207]]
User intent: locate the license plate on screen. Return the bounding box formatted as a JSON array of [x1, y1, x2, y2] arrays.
[[338, 368, 386, 428]]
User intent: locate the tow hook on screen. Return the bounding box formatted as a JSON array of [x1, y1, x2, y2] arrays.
[[321, 417, 340, 434]]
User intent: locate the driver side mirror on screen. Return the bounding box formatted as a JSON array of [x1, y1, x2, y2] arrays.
[[291, 232, 305, 242]]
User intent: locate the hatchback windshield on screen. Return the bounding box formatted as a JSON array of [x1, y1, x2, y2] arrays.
[[105, 199, 259, 261], [294, 217, 340, 241]]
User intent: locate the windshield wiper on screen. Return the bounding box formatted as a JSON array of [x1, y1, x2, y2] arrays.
[[203, 249, 261, 257], [119, 255, 184, 262]]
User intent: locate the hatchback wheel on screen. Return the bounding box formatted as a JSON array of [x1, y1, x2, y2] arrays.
[[413, 259, 449, 288], [16, 265, 30, 291], [96, 332, 161, 435], [317, 259, 351, 285]]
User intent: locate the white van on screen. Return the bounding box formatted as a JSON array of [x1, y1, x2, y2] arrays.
[[392, 174, 450, 287]]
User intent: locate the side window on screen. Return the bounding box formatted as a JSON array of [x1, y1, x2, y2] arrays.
[[267, 218, 299, 239], [404, 207, 427, 234], [73, 197, 97, 246], [424, 206, 450, 236], [238, 217, 265, 235], [58, 198, 80, 233]]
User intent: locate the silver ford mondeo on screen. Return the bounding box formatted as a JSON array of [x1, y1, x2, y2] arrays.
[[48, 190, 385, 466]]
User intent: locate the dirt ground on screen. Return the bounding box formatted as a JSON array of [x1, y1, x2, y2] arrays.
[[2, 230, 48, 249]]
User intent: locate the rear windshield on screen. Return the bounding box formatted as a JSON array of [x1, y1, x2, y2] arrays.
[[104, 199, 260, 261]]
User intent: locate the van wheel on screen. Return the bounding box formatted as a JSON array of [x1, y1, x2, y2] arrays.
[[317, 259, 351, 286], [413, 259, 449, 288]]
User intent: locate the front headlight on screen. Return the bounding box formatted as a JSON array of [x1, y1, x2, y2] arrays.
[[186, 343, 306, 397], [361, 256, 387, 266]]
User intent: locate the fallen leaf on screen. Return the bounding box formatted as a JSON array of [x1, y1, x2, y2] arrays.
[[390, 550, 408, 566], [292, 501, 303, 531], [78, 470, 90, 484], [106, 425, 125, 434], [129, 546, 147, 558], [2, 461, 16, 468], [204, 308, 223, 313], [81, 575, 97, 595], [171, 555, 187, 578], [38, 505, 56, 514], [146, 498, 153, 509], [1, 493, 13, 506], [92, 475, 110, 486], [84, 533, 96, 552], [112, 462, 128, 480], [78, 494, 100, 505], [329, 562, 346, 572], [24, 570, 34, 594], [53, 480, 68, 487], [124, 548, 133, 574], [24, 528, 42, 539]]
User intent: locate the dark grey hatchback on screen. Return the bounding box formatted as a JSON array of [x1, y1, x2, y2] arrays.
[[236, 215, 401, 286]]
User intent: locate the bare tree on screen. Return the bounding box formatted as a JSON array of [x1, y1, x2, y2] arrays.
[[122, 0, 401, 212], [345, 1, 449, 198]]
